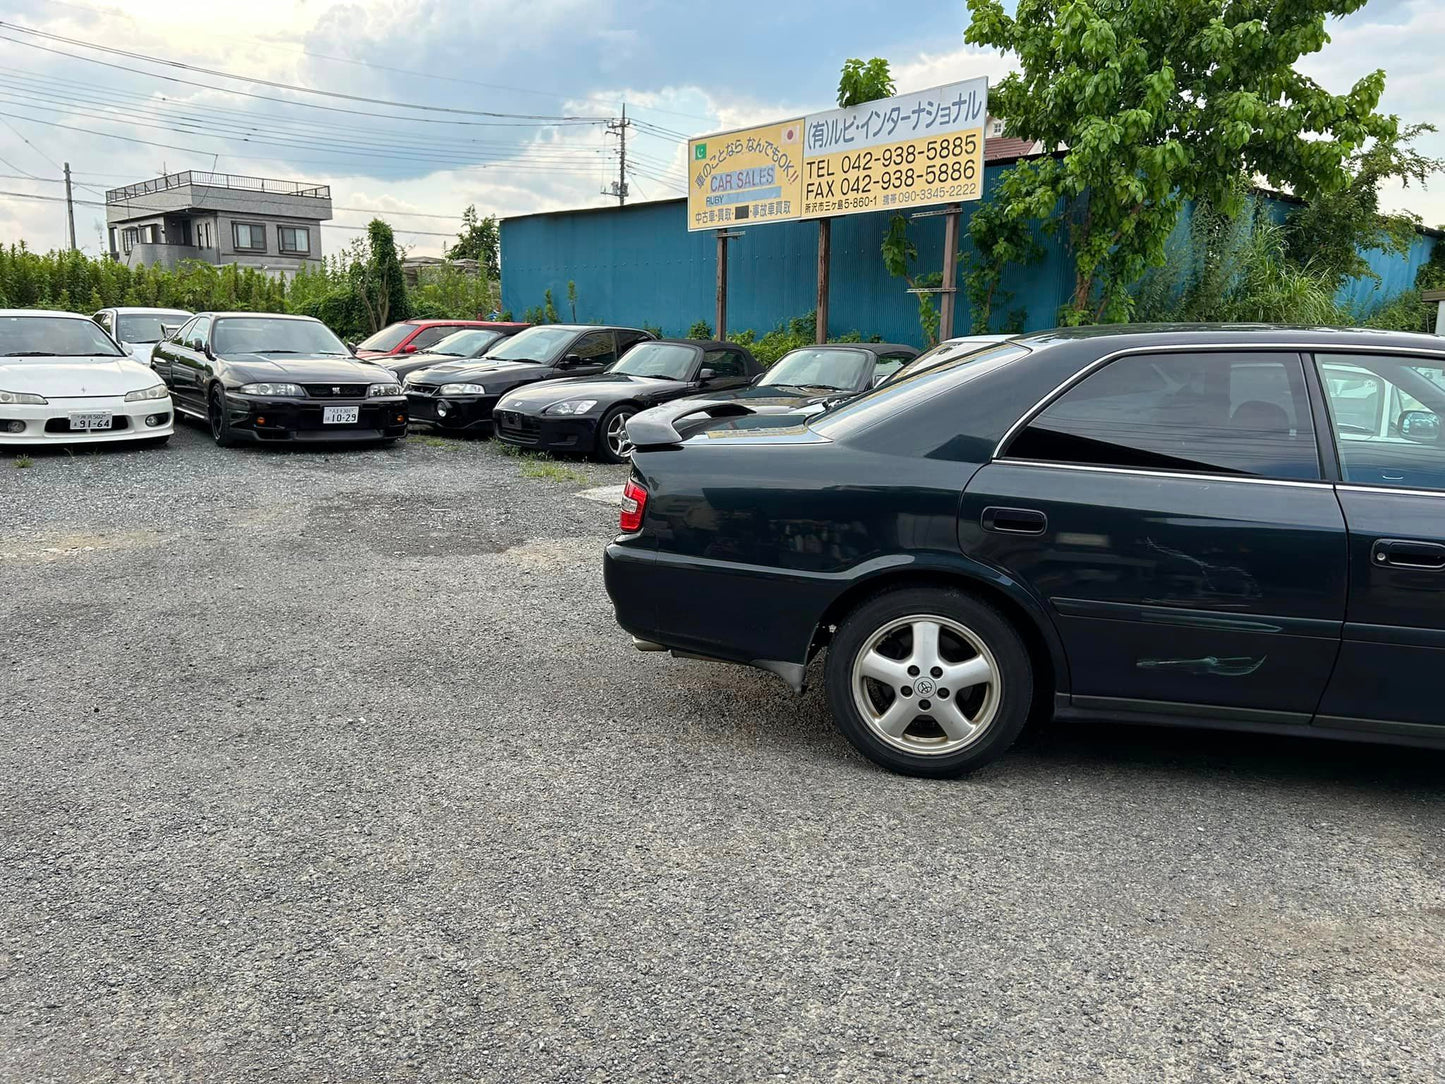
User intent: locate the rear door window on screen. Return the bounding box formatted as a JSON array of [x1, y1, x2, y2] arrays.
[[1315, 353, 1445, 490], [1007, 352, 1321, 480]]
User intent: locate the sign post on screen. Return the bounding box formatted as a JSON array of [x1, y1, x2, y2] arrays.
[[939, 206, 961, 341], [715, 230, 744, 339], [816, 219, 831, 344]]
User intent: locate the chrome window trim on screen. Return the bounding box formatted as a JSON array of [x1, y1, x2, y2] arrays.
[[1335, 482, 1445, 499], [996, 458, 1333, 490], [992, 340, 1445, 462]]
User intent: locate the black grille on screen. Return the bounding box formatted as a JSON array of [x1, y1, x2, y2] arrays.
[[404, 384, 438, 397], [45, 416, 130, 433], [494, 410, 540, 443], [303, 383, 367, 398]]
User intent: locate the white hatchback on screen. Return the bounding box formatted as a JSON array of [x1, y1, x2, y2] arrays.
[[0, 309, 175, 446]]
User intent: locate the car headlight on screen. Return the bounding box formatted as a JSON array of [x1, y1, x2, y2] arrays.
[[0, 389, 46, 405], [439, 383, 486, 395], [368, 382, 403, 397], [543, 399, 599, 415], [124, 383, 169, 402], [238, 382, 304, 397]]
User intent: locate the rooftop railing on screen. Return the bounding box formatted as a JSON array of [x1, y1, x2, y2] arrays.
[[106, 171, 331, 203]]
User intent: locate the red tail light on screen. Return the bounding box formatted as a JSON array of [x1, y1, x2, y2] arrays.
[[620, 477, 648, 533]]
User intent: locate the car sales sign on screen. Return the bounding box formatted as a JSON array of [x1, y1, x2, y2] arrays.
[[686, 77, 987, 231]]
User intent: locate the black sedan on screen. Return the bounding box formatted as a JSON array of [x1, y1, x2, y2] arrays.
[[703, 342, 919, 411], [492, 339, 760, 462], [152, 313, 406, 446], [606, 325, 1445, 777], [386, 327, 519, 382], [404, 324, 653, 435]]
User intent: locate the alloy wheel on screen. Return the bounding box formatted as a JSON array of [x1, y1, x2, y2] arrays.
[[208, 391, 224, 441], [850, 613, 1001, 755], [606, 410, 634, 459]]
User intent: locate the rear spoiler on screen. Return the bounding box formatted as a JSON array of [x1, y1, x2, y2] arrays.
[[624, 399, 760, 448]]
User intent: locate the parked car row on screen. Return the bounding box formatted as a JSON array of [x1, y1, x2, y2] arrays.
[[606, 325, 1445, 776]]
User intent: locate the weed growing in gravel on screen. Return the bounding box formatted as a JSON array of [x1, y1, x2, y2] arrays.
[[13, 455, 33, 469], [418, 436, 460, 449], [520, 459, 589, 484], [494, 441, 524, 458]]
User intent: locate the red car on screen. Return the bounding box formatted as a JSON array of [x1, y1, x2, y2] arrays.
[[353, 319, 530, 360]]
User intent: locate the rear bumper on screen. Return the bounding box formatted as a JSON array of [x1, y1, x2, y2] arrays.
[[0, 394, 174, 445], [226, 393, 408, 442], [603, 540, 831, 676], [493, 408, 599, 452]]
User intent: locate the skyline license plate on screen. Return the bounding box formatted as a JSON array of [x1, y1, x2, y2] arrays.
[[69, 412, 112, 430], [323, 406, 359, 425]]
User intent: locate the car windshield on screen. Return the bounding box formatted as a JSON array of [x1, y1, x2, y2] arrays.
[[115, 311, 190, 344], [426, 329, 503, 357], [212, 317, 349, 356], [484, 326, 576, 362], [0, 315, 125, 358], [606, 342, 697, 380], [355, 323, 416, 352], [759, 348, 870, 391]]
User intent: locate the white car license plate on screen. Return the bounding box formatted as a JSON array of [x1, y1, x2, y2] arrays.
[[323, 406, 359, 425], [68, 412, 112, 431]]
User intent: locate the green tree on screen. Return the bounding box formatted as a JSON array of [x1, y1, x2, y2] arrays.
[[446, 204, 500, 279], [352, 219, 410, 334], [837, 58, 895, 108], [966, 0, 1398, 323]]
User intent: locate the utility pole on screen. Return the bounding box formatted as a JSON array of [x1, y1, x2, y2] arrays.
[[63, 162, 77, 251], [602, 104, 631, 205]]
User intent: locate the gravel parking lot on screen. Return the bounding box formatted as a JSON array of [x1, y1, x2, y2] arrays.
[[2, 423, 1443, 1083]]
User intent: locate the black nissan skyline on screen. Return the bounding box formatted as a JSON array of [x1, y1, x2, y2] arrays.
[[492, 339, 760, 462], [605, 325, 1445, 777], [404, 324, 654, 434], [150, 312, 407, 446]]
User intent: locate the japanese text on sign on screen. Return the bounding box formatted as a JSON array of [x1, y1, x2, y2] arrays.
[[685, 78, 987, 231]]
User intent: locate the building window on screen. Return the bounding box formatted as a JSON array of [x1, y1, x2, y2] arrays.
[[232, 222, 266, 252], [138, 224, 158, 244], [121, 227, 139, 254], [277, 226, 311, 254]]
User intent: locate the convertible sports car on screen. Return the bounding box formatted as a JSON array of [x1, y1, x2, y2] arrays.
[[492, 339, 759, 462], [0, 309, 174, 447], [404, 324, 653, 435], [606, 325, 1445, 776], [700, 343, 919, 412], [151, 312, 406, 446]]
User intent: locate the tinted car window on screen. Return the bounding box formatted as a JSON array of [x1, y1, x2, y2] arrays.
[[569, 331, 617, 366], [1008, 352, 1320, 480], [407, 326, 463, 351], [610, 342, 698, 379], [702, 349, 747, 377], [1316, 353, 1445, 490], [355, 323, 417, 353], [188, 316, 211, 351]]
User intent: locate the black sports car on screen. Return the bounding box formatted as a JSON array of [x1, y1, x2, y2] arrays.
[[404, 324, 654, 435], [607, 325, 1445, 777], [151, 312, 407, 446], [703, 342, 919, 411], [386, 327, 520, 382], [492, 339, 760, 462]]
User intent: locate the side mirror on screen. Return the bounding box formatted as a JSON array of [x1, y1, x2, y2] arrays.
[[344, 340, 357, 353], [1399, 409, 1442, 444], [402, 343, 418, 354], [698, 367, 717, 382], [558, 353, 583, 369]]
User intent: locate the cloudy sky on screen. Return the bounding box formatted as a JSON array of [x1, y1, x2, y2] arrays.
[[0, 0, 1440, 259]]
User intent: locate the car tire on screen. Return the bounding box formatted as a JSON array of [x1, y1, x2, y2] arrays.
[[595, 405, 636, 464], [208, 386, 239, 448], [824, 586, 1034, 778]]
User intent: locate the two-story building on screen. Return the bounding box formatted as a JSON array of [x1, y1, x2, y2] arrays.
[[105, 170, 333, 273]]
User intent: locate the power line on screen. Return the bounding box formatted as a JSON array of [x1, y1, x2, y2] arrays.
[[0, 22, 608, 122], [0, 32, 601, 131]]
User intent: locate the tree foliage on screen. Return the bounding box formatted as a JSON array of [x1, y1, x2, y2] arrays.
[[351, 219, 410, 335], [837, 58, 896, 108], [966, 0, 1397, 323], [446, 204, 500, 279]]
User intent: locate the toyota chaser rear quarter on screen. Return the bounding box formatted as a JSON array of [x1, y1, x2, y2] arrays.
[[604, 340, 1082, 691]]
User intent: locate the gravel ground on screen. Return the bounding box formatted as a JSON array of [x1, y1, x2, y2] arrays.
[[1, 423, 1443, 1084]]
